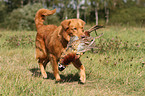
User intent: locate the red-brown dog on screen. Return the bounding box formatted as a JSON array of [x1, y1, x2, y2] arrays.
[[35, 9, 86, 83]]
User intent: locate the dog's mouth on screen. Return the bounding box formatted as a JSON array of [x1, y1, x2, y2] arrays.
[[70, 36, 79, 42], [68, 33, 74, 37]]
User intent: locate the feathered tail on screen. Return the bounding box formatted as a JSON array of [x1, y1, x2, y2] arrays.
[[35, 9, 56, 29]]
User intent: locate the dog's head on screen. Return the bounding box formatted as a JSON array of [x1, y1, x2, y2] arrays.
[[61, 19, 86, 41]]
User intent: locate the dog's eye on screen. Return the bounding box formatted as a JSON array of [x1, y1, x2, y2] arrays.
[[66, 27, 69, 31], [74, 28, 77, 30]]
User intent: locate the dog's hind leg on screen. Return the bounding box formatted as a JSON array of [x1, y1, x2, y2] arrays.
[[38, 59, 47, 79], [49, 54, 61, 81]]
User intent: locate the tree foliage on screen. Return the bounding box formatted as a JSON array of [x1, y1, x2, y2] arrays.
[[0, 1, 7, 23], [110, 7, 145, 26], [0, 0, 145, 30], [3, 3, 43, 30], [2, 3, 60, 30]]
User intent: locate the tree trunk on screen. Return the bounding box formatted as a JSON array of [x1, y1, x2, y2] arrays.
[[42, 0, 47, 8], [21, 0, 23, 7], [77, 0, 80, 19], [65, 8, 68, 19], [106, 9, 109, 24], [113, 0, 117, 8], [84, 0, 87, 22], [104, 1, 109, 24], [95, 8, 98, 25], [95, 3, 99, 25], [137, 0, 140, 5], [33, 0, 36, 3], [28, 0, 31, 4]]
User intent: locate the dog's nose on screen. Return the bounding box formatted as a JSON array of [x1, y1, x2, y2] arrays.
[[81, 35, 85, 38]]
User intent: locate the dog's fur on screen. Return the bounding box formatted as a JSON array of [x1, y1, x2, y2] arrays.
[[35, 9, 86, 83]]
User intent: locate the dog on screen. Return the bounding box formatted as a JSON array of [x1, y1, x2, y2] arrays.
[[35, 9, 86, 83]]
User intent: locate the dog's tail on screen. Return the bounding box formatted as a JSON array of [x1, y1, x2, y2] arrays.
[[35, 9, 56, 29]]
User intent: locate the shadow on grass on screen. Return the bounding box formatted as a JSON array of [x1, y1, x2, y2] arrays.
[[29, 68, 79, 83]]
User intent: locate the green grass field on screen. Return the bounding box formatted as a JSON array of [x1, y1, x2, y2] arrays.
[[0, 26, 145, 96]]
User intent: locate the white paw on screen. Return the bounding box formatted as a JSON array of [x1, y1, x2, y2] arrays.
[[80, 75, 86, 83]]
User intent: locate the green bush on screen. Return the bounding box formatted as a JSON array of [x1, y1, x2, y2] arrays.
[[110, 7, 145, 26], [3, 3, 60, 30], [0, 1, 7, 23], [1, 34, 34, 48]]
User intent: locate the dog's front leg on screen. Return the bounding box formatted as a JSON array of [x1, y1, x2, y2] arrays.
[[49, 54, 61, 81], [72, 58, 86, 83]]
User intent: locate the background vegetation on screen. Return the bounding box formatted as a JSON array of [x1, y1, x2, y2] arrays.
[[0, 0, 145, 30]]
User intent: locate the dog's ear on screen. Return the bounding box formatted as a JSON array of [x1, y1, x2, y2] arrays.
[[61, 20, 71, 31], [79, 19, 86, 27]]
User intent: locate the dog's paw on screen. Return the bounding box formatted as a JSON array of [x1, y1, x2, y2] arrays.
[[42, 72, 48, 79], [79, 75, 86, 84], [43, 75, 48, 79]]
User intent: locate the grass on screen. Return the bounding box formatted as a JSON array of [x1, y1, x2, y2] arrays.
[[0, 26, 145, 96]]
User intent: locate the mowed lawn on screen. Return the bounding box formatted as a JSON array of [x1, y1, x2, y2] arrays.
[[0, 26, 145, 96]]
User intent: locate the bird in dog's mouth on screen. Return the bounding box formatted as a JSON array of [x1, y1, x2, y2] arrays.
[[58, 34, 103, 71]]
